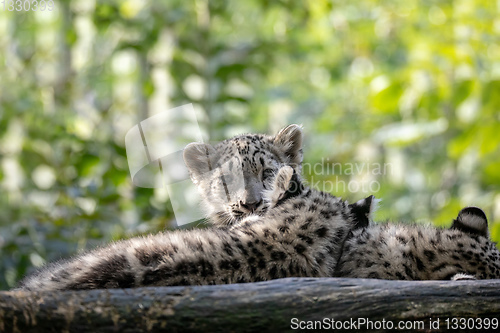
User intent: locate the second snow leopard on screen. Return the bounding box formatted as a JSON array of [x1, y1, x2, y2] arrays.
[[183, 124, 303, 227], [16, 166, 368, 291], [335, 206, 500, 280]]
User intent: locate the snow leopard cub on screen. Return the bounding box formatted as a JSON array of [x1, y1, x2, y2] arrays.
[[183, 124, 303, 227], [336, 206, 500, 280], [16, 166, 367, 291]]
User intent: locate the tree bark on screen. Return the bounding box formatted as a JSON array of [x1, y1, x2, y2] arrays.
[[1, 278, 499, 333]]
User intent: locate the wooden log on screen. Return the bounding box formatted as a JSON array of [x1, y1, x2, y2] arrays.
[[1, 278, 499, 333]]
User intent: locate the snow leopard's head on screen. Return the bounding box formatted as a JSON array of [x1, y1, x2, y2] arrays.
[[183, 124, 303, 226]]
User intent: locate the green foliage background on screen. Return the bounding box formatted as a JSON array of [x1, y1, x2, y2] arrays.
[[1, 0, 499, 289]]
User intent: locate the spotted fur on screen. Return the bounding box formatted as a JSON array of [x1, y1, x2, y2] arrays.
[[15, 166, 361, 291], [183, 124, 303, 226], [336, 206, 500, 280]]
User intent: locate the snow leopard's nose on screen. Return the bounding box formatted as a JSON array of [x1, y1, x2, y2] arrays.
[[240, 199, 262, 212]]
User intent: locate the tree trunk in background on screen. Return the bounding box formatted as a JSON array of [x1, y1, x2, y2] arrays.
[[1, 278, 499, 333]]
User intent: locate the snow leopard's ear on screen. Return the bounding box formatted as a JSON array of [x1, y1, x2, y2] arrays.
[[183, 143, 217, 184], [451, 207, 489, 237], [349, 195, 378, 230], [273, 124, 303, 168]]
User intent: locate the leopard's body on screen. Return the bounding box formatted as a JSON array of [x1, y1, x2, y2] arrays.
[[16, 166, 368, 291], [15, 126, 500, 291]]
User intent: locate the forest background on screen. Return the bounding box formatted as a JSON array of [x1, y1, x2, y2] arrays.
[[0, 0, 499, 289]]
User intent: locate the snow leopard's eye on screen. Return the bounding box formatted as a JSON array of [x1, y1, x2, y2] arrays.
[[262, 168, 274, 180]]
